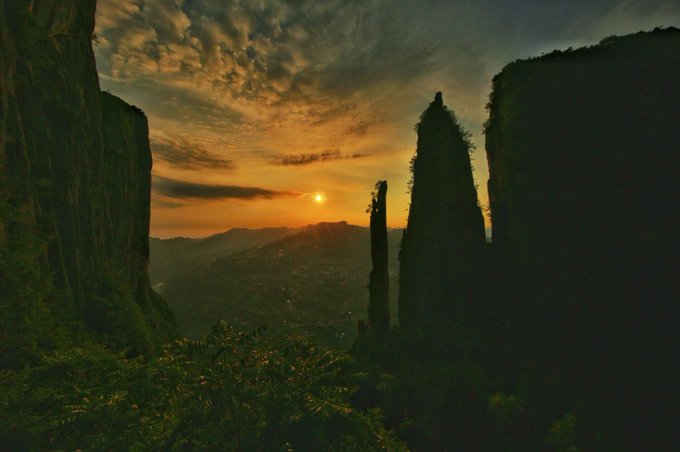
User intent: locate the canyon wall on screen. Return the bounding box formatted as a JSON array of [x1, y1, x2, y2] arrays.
[[485, 28, 680, 448], [0, 0, 174, 361]]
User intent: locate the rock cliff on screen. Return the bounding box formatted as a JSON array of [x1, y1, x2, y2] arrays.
[[0, 0, 174, 362], [399, 92, 486, 329], [485, 28, 680, 449]]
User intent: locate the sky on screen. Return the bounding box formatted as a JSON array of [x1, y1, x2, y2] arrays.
[[93, 0, 680, 238]]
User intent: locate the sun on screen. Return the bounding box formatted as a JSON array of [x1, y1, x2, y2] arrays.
[[313, 193, 326, 204]]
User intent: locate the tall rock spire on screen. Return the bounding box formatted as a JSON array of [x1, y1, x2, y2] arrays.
[[399, 92, 485, 328], [368, 180, 390, 332]]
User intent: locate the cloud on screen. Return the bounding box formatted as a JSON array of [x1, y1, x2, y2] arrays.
[[94, 0, 680, 234], [153, 175, 300, 200], [95, 0, 680, 116], [268, 149, 369, 166], [345, 119, 374, 137], [94, 0, 436, 106], [151, 134, 236, 170], [93, 0, 499, 152]]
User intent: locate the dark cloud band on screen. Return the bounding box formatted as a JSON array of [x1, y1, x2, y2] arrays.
[[269, 149, 369, 166], [153, 175, 299, 200], [152, 135, 236, 170]]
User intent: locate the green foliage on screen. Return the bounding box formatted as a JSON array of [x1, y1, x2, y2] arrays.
[[353, 329, 499, 450], [0, 323, 404, 450], [352, 328, 616, 451], [487, 392, 523, 421], [0, 345, 179, 451], [85, 276, 156, 356], [548, 414, 579, 452]]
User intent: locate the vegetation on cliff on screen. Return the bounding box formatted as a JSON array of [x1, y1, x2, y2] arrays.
[[399, 92, 486, 329]]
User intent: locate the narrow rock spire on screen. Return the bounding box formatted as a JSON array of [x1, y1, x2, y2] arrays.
[[399, 92, 485, 328], [368, 180, 390, 332]]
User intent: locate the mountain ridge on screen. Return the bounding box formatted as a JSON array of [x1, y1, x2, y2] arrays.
[[151, 221, 403, 346]]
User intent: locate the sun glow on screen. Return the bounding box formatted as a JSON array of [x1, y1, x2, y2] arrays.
[[313, 193, 326, 204]]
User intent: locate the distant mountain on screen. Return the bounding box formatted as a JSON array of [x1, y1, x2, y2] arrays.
[[152, 221, 402, 347], [150, 227, 300, 290]]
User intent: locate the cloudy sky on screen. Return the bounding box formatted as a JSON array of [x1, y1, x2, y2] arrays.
[[94, 0, 679, 237]]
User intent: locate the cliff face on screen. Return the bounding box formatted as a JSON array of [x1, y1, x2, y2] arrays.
[[0, 0, 174, 361], [485, 28, 680, 448], [399, 93, 486, 329]]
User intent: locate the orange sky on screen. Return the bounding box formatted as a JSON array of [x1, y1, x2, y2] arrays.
[[93, 0, 679, 237]]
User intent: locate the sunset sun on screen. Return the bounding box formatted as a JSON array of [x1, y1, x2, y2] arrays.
[[313, 193, 326, 204]]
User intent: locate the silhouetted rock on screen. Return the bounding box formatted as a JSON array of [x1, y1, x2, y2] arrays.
[[0, 0, 174, 362], [434, 91, 443, 106], [485, 27, 680, 450], [399, 92, 486, 329], [368, 181, 389, 332]]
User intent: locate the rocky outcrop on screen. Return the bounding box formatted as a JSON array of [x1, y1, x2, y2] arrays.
[[399, 92, 486, 329], [485, 28, 680, 449], [0, 0, 174, 361], [368, 181, 389, 332]]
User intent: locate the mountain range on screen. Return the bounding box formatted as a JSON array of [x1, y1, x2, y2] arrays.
[[150, 221, 402, 347]]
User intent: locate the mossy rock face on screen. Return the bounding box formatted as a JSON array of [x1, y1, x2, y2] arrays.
[[0, 0, 174, 362]]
